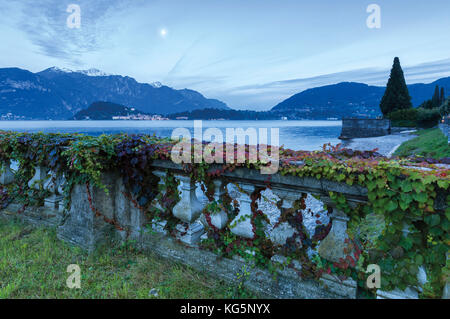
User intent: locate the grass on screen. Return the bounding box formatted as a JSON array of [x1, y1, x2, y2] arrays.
[[393, 128, 450, 159], [0, 217, 251, 299]]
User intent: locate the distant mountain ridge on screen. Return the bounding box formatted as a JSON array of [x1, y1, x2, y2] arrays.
[[271, 78, 450, 118], [1, 65, 449, 120], [0, 67, 229, 120]]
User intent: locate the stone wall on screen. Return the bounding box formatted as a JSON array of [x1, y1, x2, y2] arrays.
[[339, 118, 391, 139], [439, 117, 450, 144], [1, 159, 448, 299]]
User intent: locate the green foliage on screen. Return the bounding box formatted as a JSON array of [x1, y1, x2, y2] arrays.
[[394, 128, 450, 159], [420, 99, 435, 110], [440, 99, 450, 116], [380, 57, 413, 116], [432, 85, 441, 109], [0, 130, 449, 298], [387, 108, 419, 127], [387, 107, 442, 128]]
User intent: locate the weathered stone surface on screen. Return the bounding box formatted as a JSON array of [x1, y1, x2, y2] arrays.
[[44, 194, 64, 212], [0, 162, 15, 184], [151, 170, 166, 211], [339, 118, 391, 139], [141, 231, 345, 299], [28, 166, 48, 189], [443, 282, 450, 299], [377, 287, 419, 299], [319, 274, 357, 299], [417, 266, 427, 289], [114, 177, 131, 228], [129, 204, 148, 242], [200, 210, 228, 229], [230, 183, 256, 239], [269, 222, 296, 246], [175, 222, 205, 246], [151, 219, 167, 234], [172, 174, 204, 223], [43, 171, 65, 194], [57, 173, 118, 251], [318, 209, 350, 263], [200, 179, 229, 230]]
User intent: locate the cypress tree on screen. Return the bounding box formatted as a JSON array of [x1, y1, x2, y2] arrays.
[[380, 57, 413, 116], [440, 87, 445, 105], [432, 85, 440, 108]]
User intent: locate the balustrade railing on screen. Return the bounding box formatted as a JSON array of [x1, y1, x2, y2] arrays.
[[0, 147, 448, 299]]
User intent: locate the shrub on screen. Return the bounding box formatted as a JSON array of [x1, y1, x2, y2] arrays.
[[440, 99, 449, 117], [387, 108, 418, 127], [416, 108, 441, 128], [387, 107, 441, 128]]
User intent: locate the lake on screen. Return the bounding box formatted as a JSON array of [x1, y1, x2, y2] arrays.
[[0, 120, 342, 151]]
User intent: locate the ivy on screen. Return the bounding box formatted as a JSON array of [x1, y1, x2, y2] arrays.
[[0, 131, 448, 298]]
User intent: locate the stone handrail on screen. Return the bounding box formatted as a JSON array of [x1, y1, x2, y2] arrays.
[[0, 155, 448, 299]]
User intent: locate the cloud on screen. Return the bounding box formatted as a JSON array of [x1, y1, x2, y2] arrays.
[[216, 58, 450, 110], [10, 0, 139, 66]]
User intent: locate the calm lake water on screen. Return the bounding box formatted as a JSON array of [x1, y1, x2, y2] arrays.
[[0, 120, 342, 151]]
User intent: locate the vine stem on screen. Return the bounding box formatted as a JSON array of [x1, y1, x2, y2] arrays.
[[85, 182, 125, 232]]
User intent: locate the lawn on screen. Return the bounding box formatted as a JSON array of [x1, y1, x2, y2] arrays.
[[393, 128, 450, 159], [0, 217, 247, 298]]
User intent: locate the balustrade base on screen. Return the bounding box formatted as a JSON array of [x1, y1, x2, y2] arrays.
[[44, 195, 64, 212], [175, 222, 205, 246], [319, 274, 357, 299], [151, 220, 168, 235], [376, 287, 419, 299]]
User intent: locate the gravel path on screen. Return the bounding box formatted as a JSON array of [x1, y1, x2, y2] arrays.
[[340, 131, 418, 157]]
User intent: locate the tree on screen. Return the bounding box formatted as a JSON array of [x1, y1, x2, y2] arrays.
[[380, 57, 413, 116], [432, 85, 441, 108], [420, 99, 434, 110], [440, 87, 445, 105]]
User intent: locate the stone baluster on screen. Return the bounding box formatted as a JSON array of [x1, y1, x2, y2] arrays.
[[28, 166, 48, 190], [229, 183, 255, 239], [43, 170, 65, 212], [152, 170, 166, 211], [201, 179, 229, 230], [44, 171, 65, 194], [269, 188, 302, 246], [150, 170, 168, 233], [172, 174, 205, 245], [317, 206, 350, 263], [0, 161, 15, 184], [271, 187, 301, 210], [315, 198, 358, 298]]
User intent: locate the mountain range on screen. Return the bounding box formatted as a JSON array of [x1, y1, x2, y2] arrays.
[[271, 78, 450, 118], [0, 67, 228, 120], [1, 66, 449, 120]]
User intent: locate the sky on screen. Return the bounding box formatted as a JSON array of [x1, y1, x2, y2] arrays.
[[0, 0, 449, 110]]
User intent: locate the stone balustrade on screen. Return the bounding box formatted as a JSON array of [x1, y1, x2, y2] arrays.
[[0, 158, 448, 299]]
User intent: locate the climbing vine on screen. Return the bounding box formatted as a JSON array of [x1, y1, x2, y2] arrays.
[[0, 130, 448, 297]]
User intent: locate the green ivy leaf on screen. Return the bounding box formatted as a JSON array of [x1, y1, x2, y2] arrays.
[[386, 200, 398, 212], [424, 214, 440, 227]]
